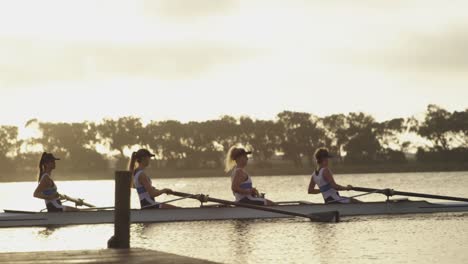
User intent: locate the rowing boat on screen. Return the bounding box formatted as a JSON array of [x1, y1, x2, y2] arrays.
[[1, 199, 467, 228]]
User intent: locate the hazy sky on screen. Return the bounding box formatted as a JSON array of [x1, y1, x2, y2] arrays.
[[1, 0, 467, 127]]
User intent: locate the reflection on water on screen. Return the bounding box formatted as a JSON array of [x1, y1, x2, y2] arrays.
[[0, 172, 467, 263], [311, 223, 339, 264], [231, 220, 252, 264]]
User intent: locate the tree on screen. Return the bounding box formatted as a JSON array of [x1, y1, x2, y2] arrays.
[[0, 126, 18, 172], [417, 105, 453, 150], [97, 117, 144, 169], [374, 118, 406, 148], [33, 122, 107, 170], [449, 109, 468, 148], [0, 126, 18, 157], [320, 114, 348, 160], [277, 111, 327, 167], [416, 106, 468, 162], [145, 120, 186, 169], [343, 113, 382, 163], [239, 117, 282, 167]]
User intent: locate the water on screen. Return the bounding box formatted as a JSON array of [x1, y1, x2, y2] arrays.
[[1, 171, 468, 263]]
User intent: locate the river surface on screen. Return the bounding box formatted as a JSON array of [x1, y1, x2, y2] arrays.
[[0, 171, 467, 263]]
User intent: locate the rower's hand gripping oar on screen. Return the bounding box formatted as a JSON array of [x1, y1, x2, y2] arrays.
[[168, 191, 340, 223], [352, 187, 468, 203], [59, 194, 96, 208]]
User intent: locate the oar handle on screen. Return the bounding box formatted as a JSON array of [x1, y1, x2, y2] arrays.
[[169, 191, 339, 223], [352, 187, 468, 203], [60, 194, 96, 208]]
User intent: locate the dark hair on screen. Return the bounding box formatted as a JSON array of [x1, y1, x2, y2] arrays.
[[38, 152, 47, 182], [38, 152, 60, 182], [128, 149, 155, 175], [128, 152, 138, 175]]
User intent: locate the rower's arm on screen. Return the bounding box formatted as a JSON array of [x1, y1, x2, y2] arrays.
[[139, 173, 167, 197], [33, 177, 59, 200], [231, 170, 252, 195], [323, 168, 351, 191], [308, 177, 320, 194]]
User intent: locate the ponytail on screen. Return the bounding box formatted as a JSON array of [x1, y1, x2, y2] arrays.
[[38, 152, 47, 182], [128, 152, 138, 188], [224, 146, 238, 173], [128, 149, 155, 188], [128, 152, 137, 174]]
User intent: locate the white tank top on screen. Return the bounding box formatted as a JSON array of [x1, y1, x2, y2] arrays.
[[312, 168, 339, 201], [39, 173, 59, 203], [231, 167, 254, 202], [133, 169, 157, 206]]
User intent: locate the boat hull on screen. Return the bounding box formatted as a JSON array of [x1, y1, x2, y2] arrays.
[[1, 200, 467, 228]]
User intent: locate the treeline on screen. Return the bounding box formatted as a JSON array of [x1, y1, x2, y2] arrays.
[[0, 104, 466, 174]]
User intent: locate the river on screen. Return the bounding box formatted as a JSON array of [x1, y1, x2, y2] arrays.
[[0, 171, 467, 263]]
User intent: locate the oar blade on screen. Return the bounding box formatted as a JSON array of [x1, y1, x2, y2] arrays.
[[308, 211, 340, 223]]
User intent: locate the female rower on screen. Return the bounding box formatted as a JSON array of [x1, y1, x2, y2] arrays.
[[308, 148, 361, 203], [33, 152, 79, 212], [226, 146, 275, 206], [129, 148, 177, 209]]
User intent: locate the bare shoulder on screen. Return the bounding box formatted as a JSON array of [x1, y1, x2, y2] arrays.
[[322, 167, 332, 176], [41, 174, 52, 183], [234, 168, 247, 179], [234, 167, 244, 175]]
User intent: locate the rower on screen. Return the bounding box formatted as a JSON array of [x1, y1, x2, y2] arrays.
[[308, 148, 361, 203], [129, 149, 177, 209], [226, 146, 275, 206], [33, 152, 79, 212]]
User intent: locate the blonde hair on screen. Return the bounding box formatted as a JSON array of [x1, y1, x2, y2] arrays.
[[224, 146, 238, 173]]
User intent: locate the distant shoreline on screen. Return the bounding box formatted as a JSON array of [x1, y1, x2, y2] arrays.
[[1, 162, 467, 182]]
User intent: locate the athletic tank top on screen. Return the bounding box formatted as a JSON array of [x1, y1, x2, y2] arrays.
[[39, 173, 63, 211], [231, 167, 254, 202], [133, 169, 157, 208], [312, 168, 340, 202]]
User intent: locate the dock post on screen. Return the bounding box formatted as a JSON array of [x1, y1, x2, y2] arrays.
[[108, 170, 131, 249]]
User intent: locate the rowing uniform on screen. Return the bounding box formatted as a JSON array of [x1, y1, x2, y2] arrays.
[[39, 173, 64, 212], [133, 169, 161, 209], [231, 167, 267, 206], [312, 168, 351, 203]]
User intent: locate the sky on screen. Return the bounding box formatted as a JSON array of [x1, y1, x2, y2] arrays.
[[1, 0, 467, 128]]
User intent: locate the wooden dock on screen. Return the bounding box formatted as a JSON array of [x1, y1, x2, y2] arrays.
[[0, 248, 219, 264]]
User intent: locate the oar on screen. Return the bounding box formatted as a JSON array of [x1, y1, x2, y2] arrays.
[[79, 206, 115, 211], [79, 195, 198, 211], [352, 187, 468, 202], [59, 194, 96, 207], [169, 191, 340, 223], [326, 188, 384, 204]]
